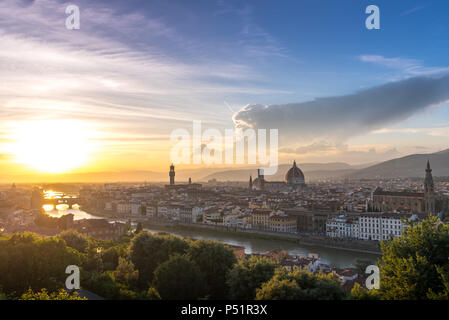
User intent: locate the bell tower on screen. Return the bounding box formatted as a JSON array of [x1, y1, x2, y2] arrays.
[[169, 164, 175, 186], [424, 160, 436, 215]]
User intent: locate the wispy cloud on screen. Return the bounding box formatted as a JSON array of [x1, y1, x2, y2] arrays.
[[359, 55, 449, 76], [400, 5, 427, 16], [0, 0, 282, 149]]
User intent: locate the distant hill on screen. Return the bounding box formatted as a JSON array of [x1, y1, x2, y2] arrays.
[[347, 148, 449, 179], [3, 149, 446, 183], [201, 162, 359, 182]]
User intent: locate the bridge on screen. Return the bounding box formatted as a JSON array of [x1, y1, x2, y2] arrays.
[[42, 191, 79, 209]]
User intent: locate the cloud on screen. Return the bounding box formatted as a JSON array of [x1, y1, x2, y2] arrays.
[[401, 5, 426, 16], [233, 74, 449, 146], [359, 55, 449, 76], [278, 143, 401, 165], [280, 141, 333, 154]]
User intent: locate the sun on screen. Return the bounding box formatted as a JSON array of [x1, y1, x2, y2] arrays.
[[7, 120, 94, 173]]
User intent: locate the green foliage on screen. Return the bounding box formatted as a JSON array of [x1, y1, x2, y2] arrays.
[[226, 256, 277, 300], [427, 263, 449, 299], [135, 222, 143, 234], [350, 283, 382, 300], [187, 240, 237, 299], [82, 272, 130, 300], [102, 246, 120, 271], [58, 229, 89, 252], [255, 268, 346, 300], [379, 216, 449, 299], [0, 233, 83, 296], [129, 232, 189, 287], [113, 257, 139, 288], [153, 254, 207, 300], [20, 288, 86, 300]]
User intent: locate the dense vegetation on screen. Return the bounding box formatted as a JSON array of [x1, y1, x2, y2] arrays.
[[1, 215, 448, 300], [351, 215, 449, 300]]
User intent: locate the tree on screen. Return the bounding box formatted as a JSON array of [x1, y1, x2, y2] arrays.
[[153, 254, 207, 300], [135, 222, 143, 234], [113, 257, 138, 288], [379, 215, 449, 299], [20, 288, 86, 300], [187, 240, 237, 299], [255, 268, 346, 300], [0, 233, 83, 296], [350, 283, 382, 300], [226, 256, 277, 300], [102, 246, 120, 271], [129, 232, 189, 287], [57, 229, 89, 252]]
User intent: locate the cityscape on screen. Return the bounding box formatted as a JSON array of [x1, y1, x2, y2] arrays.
[[1, 0, 449, 306]]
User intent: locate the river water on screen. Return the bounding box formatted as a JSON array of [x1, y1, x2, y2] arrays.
[[46, 207, 380, 268], [144, 226, 380, 268]]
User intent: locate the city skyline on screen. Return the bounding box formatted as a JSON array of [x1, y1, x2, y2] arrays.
[[1, 0, 449, 180]]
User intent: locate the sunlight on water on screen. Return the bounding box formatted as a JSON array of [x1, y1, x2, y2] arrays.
[[42, 204, 100, 221]]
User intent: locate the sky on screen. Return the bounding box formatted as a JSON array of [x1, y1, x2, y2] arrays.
[[0, 0, 449, 178]]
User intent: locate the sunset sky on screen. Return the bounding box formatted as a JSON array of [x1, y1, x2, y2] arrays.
[[1, 0, 449, 179]]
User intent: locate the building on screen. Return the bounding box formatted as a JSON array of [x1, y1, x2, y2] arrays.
[[424, 160, 436, 214], [285, 209, 331, 234], [359, 212, 418, 241], [74, 219, 126, 241], [169, 163, 175, 185], [251, 209, 272, 230], [179, 206, 203, 223], [202, 209, 223, 224], [371, 161, 436, 214], [372, 188, 424, 213], [268, 213, 297, 233], [116, 201, 131, 215], [165, 164, 202, 195], [285, 160, 306, 188], [326, 215, 359, 239], [251, 161, 306, 192]]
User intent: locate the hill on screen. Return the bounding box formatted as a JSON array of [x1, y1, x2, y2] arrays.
[[347, 148, 449, 179]]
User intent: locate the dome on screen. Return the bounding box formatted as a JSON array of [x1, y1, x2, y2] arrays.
[[285, 161, 305, 185]]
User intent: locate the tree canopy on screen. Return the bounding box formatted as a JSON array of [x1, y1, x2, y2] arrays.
[[256, 268, 345, 300], [226, 255, 278, 300], [187, 240, 237, 299], [153, 254, 207, 300]]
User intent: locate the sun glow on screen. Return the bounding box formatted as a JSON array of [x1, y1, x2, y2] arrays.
[[7, 120, 95, 173]]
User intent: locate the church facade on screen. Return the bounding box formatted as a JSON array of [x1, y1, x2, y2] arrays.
[[372, 161, 436, 214]]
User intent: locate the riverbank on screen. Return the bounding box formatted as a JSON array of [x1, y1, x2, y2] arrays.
[[142, 219, 382, 255], [75, 209, 380, 267]]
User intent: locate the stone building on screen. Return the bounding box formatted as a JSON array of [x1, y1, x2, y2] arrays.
[[372, 161, 436, 214]]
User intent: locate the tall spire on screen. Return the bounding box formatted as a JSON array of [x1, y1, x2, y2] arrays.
[[169, 164, 175, 186], [424, 160, 435, 214]]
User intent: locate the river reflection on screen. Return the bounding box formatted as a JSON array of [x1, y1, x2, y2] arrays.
[[43, 204, 101, 220]]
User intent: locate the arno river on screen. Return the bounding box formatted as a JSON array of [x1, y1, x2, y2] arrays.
[[46, 206, 380, 268]]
